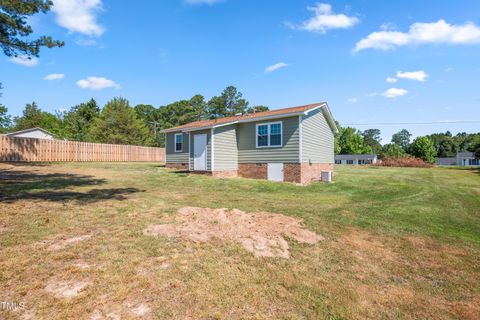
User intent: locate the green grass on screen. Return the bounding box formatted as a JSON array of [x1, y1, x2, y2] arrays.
[[0, 163, 479, 319]]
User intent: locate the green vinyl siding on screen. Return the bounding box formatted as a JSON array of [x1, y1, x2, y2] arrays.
[[165, 132, 189, 164], [301, 108, 334, 163], [237, 116, 299, 163], [213, 124, 238, 171], [189, 130, 212, 171]]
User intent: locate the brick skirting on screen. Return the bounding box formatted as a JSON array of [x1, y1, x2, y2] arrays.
[[238, 163, 267, 180], [238, 162, 334, 185], [300, 163, 334, 185], [166, 163, 189, 170], [168, 162, 334, 185]]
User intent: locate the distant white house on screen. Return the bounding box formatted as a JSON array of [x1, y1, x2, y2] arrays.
[[335, 154, 378, 165], [436, 152, 479, 166], [5, 127, 55, 140]]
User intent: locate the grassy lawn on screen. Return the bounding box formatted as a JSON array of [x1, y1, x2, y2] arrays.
[[1, 163, 479, 319]]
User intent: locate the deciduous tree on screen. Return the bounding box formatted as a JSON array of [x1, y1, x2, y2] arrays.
[[379, 143, 406, 158], [391, 129, 412, 150], [336, 127, 372, 154], [409, 136, 436, 163]]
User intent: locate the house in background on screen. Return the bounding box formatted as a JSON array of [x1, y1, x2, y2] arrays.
[[162, 103, 337, 185], [456, 152, 479, 166], [335, 154, 378, 165], [436, 152, 479, 166], [5, 127, 55, 140], [436, 157, 457, 166]]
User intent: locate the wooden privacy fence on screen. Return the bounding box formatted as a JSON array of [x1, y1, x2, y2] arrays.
[[0, 136, 165, 162]]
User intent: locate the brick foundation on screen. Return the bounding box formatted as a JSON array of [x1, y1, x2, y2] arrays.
[[238, 162, 334, 185], [167, 162, 334, 185], [300, 163, 334, 185], [283, 163, 302, 183], [166, 163, 189, 170], [238, 163, 267, 180], [212, 170, 238, 178]]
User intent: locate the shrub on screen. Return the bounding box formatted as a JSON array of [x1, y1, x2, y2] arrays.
[[409, 136, 436, 163], [374, 156, 434, 168]]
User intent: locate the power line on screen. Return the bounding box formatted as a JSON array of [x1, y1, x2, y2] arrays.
[[342, 120, 480, 126]]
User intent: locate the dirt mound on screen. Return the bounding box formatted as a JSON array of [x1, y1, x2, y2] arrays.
[[144, 207, 324, 258]]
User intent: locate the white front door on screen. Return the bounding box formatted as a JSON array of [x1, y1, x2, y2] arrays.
[[193, 134, 207, 171], [267, 163, 284, 182]]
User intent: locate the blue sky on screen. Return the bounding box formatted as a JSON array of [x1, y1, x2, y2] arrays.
[[2, 0, 480, 142]]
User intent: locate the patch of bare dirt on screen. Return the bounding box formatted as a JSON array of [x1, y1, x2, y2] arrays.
[[47, 234, 92, 251], [90, 301, 152, 319], [124, 301, 152, 317], [144, 207, 324, 258], [71, 260, 93, 270], [44, 279, 91, 298]]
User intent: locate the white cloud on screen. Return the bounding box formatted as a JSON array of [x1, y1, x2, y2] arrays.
[[264, 62, 290, 74], [52, 0, 104, 37], [365, 92, 378, 97], [386, 76, 397, 83], [75, 38, 98, 46], [354, 20, 480, 52], [184, 0, 223, 5], [445, 67, 454, 72], [347, 97, 358, 103], [76, 76, 120, 90], [396, 70, 428, 81], [44, 73, 65, 80], [9, 55, 39, 67], [287, 3, 359, 33], [381, 88, 408, 98], [380, 22, 397, 31]]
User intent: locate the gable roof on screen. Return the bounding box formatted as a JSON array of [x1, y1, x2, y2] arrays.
[[6, 127, 55, 137], [162, 102, 338, 134]]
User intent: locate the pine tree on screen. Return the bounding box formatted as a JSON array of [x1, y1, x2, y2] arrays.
[[89, 97, 149, 145]]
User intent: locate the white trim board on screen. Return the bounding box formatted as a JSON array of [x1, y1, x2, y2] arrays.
[[298, 115, 303, 163], [211, 128, 215, 172]]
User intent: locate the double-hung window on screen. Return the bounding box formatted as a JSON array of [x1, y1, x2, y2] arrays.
[[174, 133, 183, 152], [256, 122, 282, 148]]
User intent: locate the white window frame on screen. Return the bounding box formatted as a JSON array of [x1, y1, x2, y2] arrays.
[[174, 133, 183, 152], [255, 121, 283, 148]]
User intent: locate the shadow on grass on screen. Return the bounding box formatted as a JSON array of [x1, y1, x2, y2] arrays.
[[0, 168, 143, 203]]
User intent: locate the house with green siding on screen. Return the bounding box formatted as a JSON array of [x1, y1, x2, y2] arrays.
[[162, 103, 337, 184]]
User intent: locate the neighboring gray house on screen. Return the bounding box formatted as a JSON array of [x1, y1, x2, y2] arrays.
[[162, 103, 338, 184], [5, 127, 55, 140], [335, 154, 378, 165], [436, 152, 479, 166], [456, 152, 479, 166], [436, 157, 457, 166]]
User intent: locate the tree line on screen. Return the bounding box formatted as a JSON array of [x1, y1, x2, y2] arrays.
[[335, 125, 480, 163], [0, 86, 268, 147]]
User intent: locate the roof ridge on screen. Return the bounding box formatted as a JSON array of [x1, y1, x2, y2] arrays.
[[163, 102, 325, 133]]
